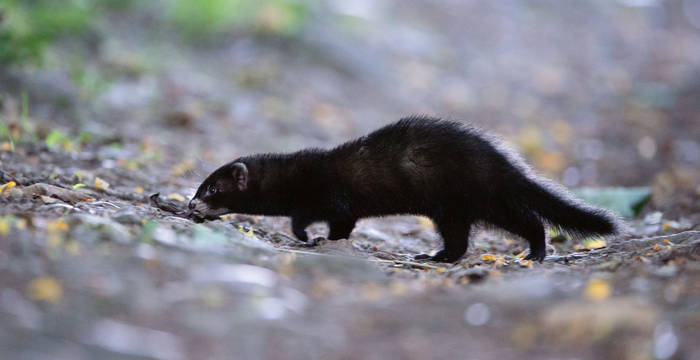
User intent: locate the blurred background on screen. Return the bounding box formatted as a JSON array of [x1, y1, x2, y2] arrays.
[[1, 0, 699, 190]]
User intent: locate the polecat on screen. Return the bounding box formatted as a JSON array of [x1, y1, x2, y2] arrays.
[[189, 116, 624, 262]]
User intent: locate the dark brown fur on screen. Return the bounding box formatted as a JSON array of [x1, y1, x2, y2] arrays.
[[190, 116, 624, 262]]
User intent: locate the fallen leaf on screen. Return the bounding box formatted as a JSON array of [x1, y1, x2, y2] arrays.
[[436, 267, 447, 273], [584, 238, 607, 250], [0, 181, 16, 195], [238, 226, 256, 238], [47, 219, 69, 232], [0, 217, 9, 236], [219, 214, 235, 221], [585, 279, 611, 301], [27, 276, 63, 303], [481, 254, 497, 262], [166, 193, 186, 202], [94, 177, 110, 190], [134, 186, 144, 194], [0, 141, 13, 151], [519, 260, 534, 268], [171, 159, 195, 176]]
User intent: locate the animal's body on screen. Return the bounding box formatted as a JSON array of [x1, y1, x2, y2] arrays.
[[189, 116, 624, 262]]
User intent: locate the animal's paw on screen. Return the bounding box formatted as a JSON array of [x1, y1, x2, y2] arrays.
[[523, 247, 546, 262], [414, 250, 461, 263], [297, 236, 325, 247]]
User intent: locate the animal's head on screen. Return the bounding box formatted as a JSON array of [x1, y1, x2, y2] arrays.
[[188, 161, 249, 221]]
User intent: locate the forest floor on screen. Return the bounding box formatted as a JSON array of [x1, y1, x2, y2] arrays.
[[0, 134, 698, 360]]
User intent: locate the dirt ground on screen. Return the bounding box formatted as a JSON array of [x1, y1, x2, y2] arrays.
[[1, 1, 700, 359]]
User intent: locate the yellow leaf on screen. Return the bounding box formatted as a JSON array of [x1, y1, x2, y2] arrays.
[[134, 186, 144, 194], [652, 244, 663, 252], [481, 254, 497, 262], [519, 260, 534, 268], [27, 276, 63, 303], [238, 226, 256, 238], [219, 214, 235, 221], [585, 238, 606, 250], [663, 239, 671, 245], [0, 218, 9, 236], [47, 219, 69, 232], [171, 159, 195, 176], [15, 218, 27, 230], [435, 267, 447, 274], [166, 193, 186, 202], [94, 177, 110, 190], [0, 181, 17, 195], [585, 279, 611, 301], [1, 141, 14, 152]]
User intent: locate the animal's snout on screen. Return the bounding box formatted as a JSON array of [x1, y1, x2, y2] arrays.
[[188, 199, 198, 210]]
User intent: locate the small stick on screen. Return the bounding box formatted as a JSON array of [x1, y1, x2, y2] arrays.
[[277, 248, 443, 269]]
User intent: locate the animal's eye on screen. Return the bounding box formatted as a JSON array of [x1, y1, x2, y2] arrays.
[[209, 186, 217, 195]]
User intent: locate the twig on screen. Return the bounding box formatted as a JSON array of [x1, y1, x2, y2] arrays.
[[277, 248, 443, 269]]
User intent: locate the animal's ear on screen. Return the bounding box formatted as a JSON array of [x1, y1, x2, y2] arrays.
[[231, 162, 248, 191]]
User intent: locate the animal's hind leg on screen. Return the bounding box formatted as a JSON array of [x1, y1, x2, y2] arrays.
[[498, 210, 546, 261], [328, 218, 357, 240], [415, 218, 472, 263]]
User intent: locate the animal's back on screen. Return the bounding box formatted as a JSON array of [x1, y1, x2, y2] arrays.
[[331, 117, 508, 215]]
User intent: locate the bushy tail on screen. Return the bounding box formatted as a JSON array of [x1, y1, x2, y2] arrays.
[[519, 177, 625, 237]]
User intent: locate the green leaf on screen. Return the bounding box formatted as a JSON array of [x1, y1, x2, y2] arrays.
[[72, 183, 86, 190], [573, 187, 651, 218], [45, 129, 65, 149]]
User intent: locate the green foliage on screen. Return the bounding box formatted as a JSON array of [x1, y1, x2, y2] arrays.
[[140, 220, 159, 244], [45, 129, 67, 149], [167, 0, 310, 38], [0, 0, 311, 66], [573, 187, 651, 218], [0, 0, 95, 65]]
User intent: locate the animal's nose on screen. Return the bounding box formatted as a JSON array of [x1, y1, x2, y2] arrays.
[[188, 199, 198, 210]]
